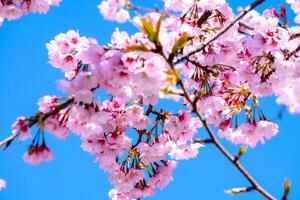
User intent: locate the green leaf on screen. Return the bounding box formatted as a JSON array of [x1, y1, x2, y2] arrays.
[[153, 15, 163, 44], [140, 17, 155, 41], [172, 32, 190, 54], [137, 15, 163, 44], [126, 43, 150, 52]]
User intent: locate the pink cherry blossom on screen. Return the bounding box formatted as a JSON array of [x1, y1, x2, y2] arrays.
[[218, 121, 279, 147], [12, 117, 30, 141], [38, 95, 58, 113], [0, 179, 6, 191], [148, 161, 177, 190], [98, 0, 130, 23], [4, 1, 300, 199], [0, 0, 61, 26], [23, 144, 53, 165]]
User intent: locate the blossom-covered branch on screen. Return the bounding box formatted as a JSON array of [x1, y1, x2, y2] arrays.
[[2, 0, 300, 199]]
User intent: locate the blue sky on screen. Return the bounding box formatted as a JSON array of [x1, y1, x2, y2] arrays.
[[0, 0, 299, 199]]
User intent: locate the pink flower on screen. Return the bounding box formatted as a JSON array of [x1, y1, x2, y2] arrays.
[[0, 179, 6, 191], [163, 0, 193, 12], [30, 0, 50, 14], [165, 111, 201, 143], [12, 117, 30, 142], [38, 95, 58, 113], [2, 5, 23, 20], [218, 121, 279, 147], [44, 116, 69, 140], [98, 0, 130, 23], [23, 144, 53, 165], [167, 142, 203, 160], [136, 142, 166, 165], [126, 105, 151, 130], [0, 0, 61, 24], [148, 161, 177, 190]]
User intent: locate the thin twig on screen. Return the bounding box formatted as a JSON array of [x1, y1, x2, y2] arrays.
[[175, 0, 266, 64], [171, 64, 275, 200], [0, 98, 74, 151], [286, 43, 300, 60], [163, 1, 275, 197], [174, 67, 275, 199]]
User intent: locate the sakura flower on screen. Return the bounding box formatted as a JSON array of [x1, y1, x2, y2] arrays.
[[148, 161, 177, 190], [165, 111, 202, 143], [44, 116, 69, 139], [38, 95, 58, 113], [0, 179, 6, 191], [57, 72, 98, 104], [218, 121, 279, 147], [98, 0, 130, 23], [163, 0, 193, 12], [167, 142, 203, 160], [0, 0, 61, 24], [136, 142, 166, 165], [12, 117, 30, 141], [126, 105, 151, 130], [23, 144, 53, 165]]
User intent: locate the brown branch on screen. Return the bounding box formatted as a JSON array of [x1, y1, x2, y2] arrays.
[[162, 0, 275, 195], [0, 133, 18, 151], [0, 97, 74, 151], [175, 0, 266, 64], [173, 66, 275, 199], [286, 43, 300, 60], [170, 66, 275, 199], [193, 138, 214, 144], [225, 186, 255, 195]]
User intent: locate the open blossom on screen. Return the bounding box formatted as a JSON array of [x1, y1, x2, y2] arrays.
[[136, 142, 166, 165], [7, 1, 300, 199], [0, 0, 61, 26], [163, 0, 193, 12], [98, 0, 130, 23], [0, 179, 6, 191], [44, 116, 69, 139], [57, 72, 98, 104], [148, 161, 177, 190], [38, 95, 58, 113], [23, 144, 53, 165], [46, 30, 89, 78], [218, 121, 279, 147], [166, 142, 203, 160], [165, 111, 202, 143], [125, 105, 151, 130], [12, 117, 30, 141]]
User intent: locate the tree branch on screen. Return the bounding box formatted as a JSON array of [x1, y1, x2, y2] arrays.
[[175, 0, 266, 64], [169, 63, 275, 200], [0, 98, 74, 151]]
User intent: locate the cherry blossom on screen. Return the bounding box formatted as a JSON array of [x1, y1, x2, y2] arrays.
[[0, 179, 6, 191], [98, 0, 130, 23], [3, 0, 300, 199], [0, 0, 61, 26], [12, 117, 30, 141], [23, 143, 53, 165]]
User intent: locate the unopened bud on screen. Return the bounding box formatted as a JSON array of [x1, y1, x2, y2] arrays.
[[225, 187, 253, 195]]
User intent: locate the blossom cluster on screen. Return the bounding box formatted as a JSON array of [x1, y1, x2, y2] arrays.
[[6, 0, 300, 199], [0, 0, 61, 26], [98, 0, 130, 23]]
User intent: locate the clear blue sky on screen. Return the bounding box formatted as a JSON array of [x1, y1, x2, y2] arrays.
[[0, 0, 299, 199]]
